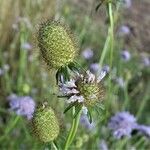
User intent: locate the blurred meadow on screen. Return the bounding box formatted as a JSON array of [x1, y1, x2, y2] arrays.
[[0, 0, 150, 149]]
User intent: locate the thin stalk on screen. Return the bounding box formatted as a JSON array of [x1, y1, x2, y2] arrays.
[[64, 107, 82, 150], [52, 141, 58, 150]]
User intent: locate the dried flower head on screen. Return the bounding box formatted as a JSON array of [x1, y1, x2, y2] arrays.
[[31, 102, 60, 142], [108, 112, 137, 139], [37, 20, 78, 69], [59, 70, 106, 113], [8, 94, 35, 120]]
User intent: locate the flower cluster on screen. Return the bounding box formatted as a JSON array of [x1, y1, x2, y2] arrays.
[[108, 111, 137, 139], [108, 111, 150, 139], [7, 94, 35, 120]]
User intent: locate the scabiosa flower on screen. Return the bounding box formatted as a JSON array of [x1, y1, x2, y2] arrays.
[[7, 94, 35, 120], [81, 48, 93, 60], [80, 114, 95, 130], [108, 112, 137, 139], [37, 20, 78, 70], [31, 102, 60, 142], [59, 70, 106, 113], [120, 50, 131, 61], [118, 25, 130, 36]]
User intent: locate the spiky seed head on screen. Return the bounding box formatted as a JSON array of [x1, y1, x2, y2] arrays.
[[76, 80, 104, 107], [38, 20, 78, 69], [31, 102, 60, 142]]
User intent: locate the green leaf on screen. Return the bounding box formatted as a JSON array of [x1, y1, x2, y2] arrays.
[[64, 102, 77, 114], [73, 104, 82, 118], [87, 109, 93, 124]]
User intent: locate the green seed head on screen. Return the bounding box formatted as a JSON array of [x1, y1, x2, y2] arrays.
[[38, 20, 78, 69], [77, 81, 104, 107], [31, 102, 60, 142]]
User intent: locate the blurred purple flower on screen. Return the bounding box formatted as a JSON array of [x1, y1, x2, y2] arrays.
[[7, 94, 35, 120], [123, 0, 132, 8], [90, 63, 100, 73], [141, 56, 150, 67], [118, 25, 130, 36], [99, 140, 108, 150], [80, 115, 95, 131], [81, 48, 93, 60], [108, 112, 137, 139], [121, 50, 131, 61]]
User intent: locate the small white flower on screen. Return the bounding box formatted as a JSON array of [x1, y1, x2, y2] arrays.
[[67, 95, 84, 103]]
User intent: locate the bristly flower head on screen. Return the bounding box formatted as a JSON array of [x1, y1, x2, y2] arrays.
[[108, 111, 137, 139], [8, 94, 35, 120], [59, 69, 107, 114], [31, 102, 60, 142], [37, 20, 78, 70]]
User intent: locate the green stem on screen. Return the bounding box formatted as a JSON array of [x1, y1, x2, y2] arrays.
[[52, 141, 58, 150], [64, 107, 82, 150]]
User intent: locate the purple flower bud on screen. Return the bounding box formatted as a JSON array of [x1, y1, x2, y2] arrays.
[[118, 25, 130, 36], [81, 48, 93, 60], [90, 63, 100, 73], [121, 50, 131, 61], [8, 94, 35, 120]]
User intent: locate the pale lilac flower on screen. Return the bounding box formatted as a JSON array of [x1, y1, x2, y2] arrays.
[[81, 48, 93, 60], [108, 112, 137, 139], [21, 42, 32, 50], [141, 56, 150, 67], [99, 140, 108, 150], [118, 25, 130, 36], [121, 50, 131, 61], [80, 115, 95, 130], [123, 0, 132, 8], [8, 94, 35, 120]]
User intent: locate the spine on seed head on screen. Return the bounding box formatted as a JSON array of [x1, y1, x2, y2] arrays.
[[37, 20, 79, 69]]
